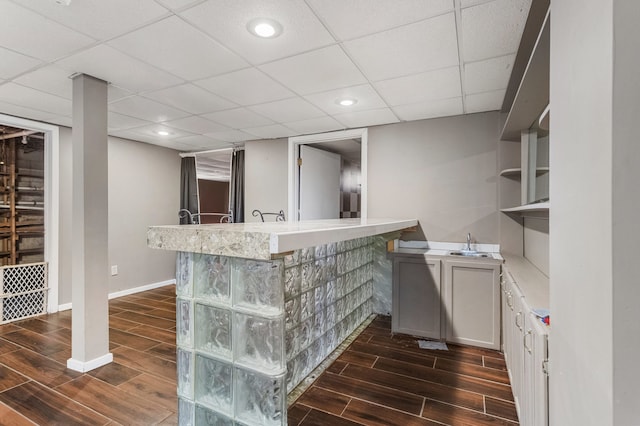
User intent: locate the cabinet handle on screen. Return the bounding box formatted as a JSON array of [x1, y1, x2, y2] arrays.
[[515, 311, 523, 331], [507, 292, 513, 310], [542, 359, 549, 376], [524, 330, 533, 354]]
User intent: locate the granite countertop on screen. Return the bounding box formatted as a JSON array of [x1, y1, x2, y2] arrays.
[[148, 218, 417, 260]]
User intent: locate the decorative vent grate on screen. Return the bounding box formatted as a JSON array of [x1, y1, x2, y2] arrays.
[[0, 262, 48, 323]]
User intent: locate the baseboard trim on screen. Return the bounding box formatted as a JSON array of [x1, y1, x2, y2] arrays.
[[57, 279, 176, 311], [67, 352, 113, 372]]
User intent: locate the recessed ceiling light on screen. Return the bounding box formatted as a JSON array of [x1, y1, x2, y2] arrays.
[[336, 98, 358, 107], [55, 0, 72, 5], [157, 130, 170, 136], [247, 18, 283, 38]]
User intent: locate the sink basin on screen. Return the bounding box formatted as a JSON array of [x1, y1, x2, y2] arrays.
[[448, 251, 490, 258]]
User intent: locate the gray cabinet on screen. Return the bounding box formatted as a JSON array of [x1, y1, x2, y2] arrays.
[[443, 259, 501, 350], [391, 255, 441, 339]]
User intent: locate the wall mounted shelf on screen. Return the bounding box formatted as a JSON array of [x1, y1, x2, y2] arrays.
[[499, 167, 549, 178]]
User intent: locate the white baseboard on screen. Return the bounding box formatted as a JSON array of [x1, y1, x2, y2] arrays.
[[67, 352, 113, 372], [57, 279, 175, 311]]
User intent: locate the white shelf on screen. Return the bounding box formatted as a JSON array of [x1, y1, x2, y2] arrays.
[[501, 11, 550, 141], [539, 104, 550, 131], [501, 201, 549, 214], [499, 167, 549, 178]]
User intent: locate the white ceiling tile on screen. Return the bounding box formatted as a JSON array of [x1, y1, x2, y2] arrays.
[[141, 84, 236, 114], [283, 116, 344, 135], [46, 115, 73, 127], [164, 116, 230, 134], [204, 129, 256, 143], [179, 0, 335, 64], [333, 108, 399, 129], [155, 0, 205, 11], [464, 89, 506, 113], [304, 84, 388, 115], [110, 129, 182, 148], [375, 66, 461, 106], [308, 0, 453, 40], [203, 108, 273, 129], [343, 14, 458, 82], [172, 135, 232, 149], [108, 16, 247, 81], [0, 0, 95, 61], [109, 96, 190, 122], [108, 112, 153, 131], [243, 124, 296, 139], [196, 68, 293, 106], [461, 0, 531, 62], [0, 83, 71, 115], [464, 54, 515, 94], [461, 0, 495, 7], [248, 98, 325, 123], [108, 85, 134, 103], [0, 100, 61, 124], [0, 47, 42, 80], [393, 97, 463, 121], [260, 45, 367, 95], [56, 45, 183, 93], [17, 0, 169, 41], [13, 65, 73, 99], [126, 123, 195, 140]]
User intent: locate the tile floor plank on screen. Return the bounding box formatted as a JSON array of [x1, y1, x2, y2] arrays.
[[0, 364, 29, 392], [315, 371, 425, 415], [0, 338, 21, 355], [109, 328, 162, 351], [112, 311, 175, 330], [87, 361, 143, 386], [14, 318, 63, 335], [485, 396, 520, 422], [342, 399, 439, 426], [112, 346, 177, 382], [145, 342, 177, 361], [295, 386, 351, 415], [1, 329, 68, 356], [0, 348, 81, 387], [434, 357, 511, 385], [287, 404, 311, 426], [0, 402, 37, 425], [0, 381, 110, 426], [128, 324, 176, 345], [421, 398, 517, 426], [117, 373, 178, 410], [299, 408, 363, 426], [56, 375, 171, 425]]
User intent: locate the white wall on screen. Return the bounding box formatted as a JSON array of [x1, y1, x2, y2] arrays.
[[611, 1, 640, 424], [244, 138, 288, 222], [243, 114, 501, 245], [58, 129, 180, 305], [550, 1, 614, 424], [368, 112, 501, 244]]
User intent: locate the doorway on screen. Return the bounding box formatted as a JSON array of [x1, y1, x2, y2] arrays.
[[194, 149, 232, 223], [288, 128, 368, 222], [0, 113, 60, 316]]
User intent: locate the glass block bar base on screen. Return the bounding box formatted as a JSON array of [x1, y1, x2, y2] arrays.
[[175, 236, 375, 426]]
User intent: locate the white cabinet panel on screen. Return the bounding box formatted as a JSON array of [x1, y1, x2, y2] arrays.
[[443, 260, 501, 350], [392, 256, 441, 339]]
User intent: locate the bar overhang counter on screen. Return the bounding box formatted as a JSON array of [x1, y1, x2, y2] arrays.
[[148, 218, 417, 426]]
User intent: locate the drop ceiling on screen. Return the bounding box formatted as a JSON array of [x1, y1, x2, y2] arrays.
[[0, 0, 531, 152]]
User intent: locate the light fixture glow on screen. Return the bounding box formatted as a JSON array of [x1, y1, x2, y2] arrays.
[[247, 18, 283, 38], [157, 130, 170, 136], [336, 98, 358, 107]]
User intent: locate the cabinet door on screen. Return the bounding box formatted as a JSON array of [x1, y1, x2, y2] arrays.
[[392, 256, 441, 339], [443, 260, 501, 350], [509, 281, 526, 419], [528, 313, 549, 426]]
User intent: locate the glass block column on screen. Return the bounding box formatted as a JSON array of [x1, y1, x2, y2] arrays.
[[175, 236, 374, 426]]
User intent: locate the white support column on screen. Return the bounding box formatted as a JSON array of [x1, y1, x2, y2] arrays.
[[67, 74, 112, 372]]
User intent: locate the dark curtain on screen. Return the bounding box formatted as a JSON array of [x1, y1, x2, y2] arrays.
[[180, 156, 199, 224], [229, 149, 245, 223]]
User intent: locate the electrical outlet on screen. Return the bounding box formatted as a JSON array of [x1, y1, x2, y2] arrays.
[[111, 265, 118, 276]]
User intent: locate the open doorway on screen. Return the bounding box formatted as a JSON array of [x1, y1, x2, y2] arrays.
[[303, 139, 362, 219], [0, 114, 60, 318], [194, 149, 232, 224], [288, 128, 368, 222]]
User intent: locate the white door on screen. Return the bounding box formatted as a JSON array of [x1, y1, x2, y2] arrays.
[[298, 145, 340, 220]]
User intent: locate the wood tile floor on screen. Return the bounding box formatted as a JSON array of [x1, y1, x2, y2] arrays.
[[289, 315, 519, 426], [0, 289, 517, 426], [0, 285, 178, 425]]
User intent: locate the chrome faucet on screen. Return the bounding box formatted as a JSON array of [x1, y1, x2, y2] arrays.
[[466, 233, 472, 251]]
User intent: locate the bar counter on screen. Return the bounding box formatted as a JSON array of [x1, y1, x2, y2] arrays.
[[148, 218, 417, 425]]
